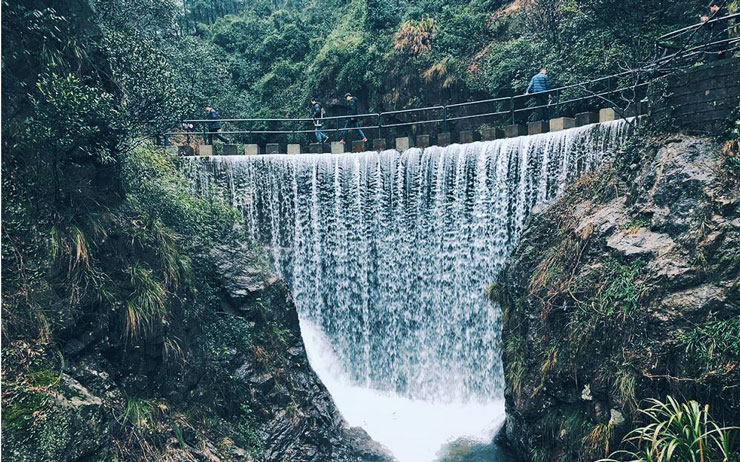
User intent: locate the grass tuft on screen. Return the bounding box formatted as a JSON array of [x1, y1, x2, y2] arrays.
[[124, 264, 168, 339], [599, 396, 737, 462]]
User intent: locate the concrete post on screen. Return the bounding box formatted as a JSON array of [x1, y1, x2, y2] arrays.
[[199, 145, 213, 156], [599, 108, 616, 122], [527, 121, 549, 135], [437, 133, 451, 146], [222, 144, 239, 156], [416, 134, 431, 148], [287, 143, 301, 155], [575, 112, 599, 126], [309, 143, 323, 154], [395, 137, 410, 151], [505, 124, 528, 138], [459, 131, 475, 144], [178, 145, 195, 156], [549, 117, 576, 132], [266, 143, 280, 154], [480, 128, 505, 140], [373, 138, 387, 151], [244, 144, 259, 155], [330, 141, 345, 154], [352, 140, 366, 152]]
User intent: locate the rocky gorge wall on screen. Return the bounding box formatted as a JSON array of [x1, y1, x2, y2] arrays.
[[2, 242, 391, 462], [495, 134, 739, 461]]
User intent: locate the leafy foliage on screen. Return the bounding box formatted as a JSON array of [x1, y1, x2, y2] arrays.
[[1, 1, 264, 458], [600, 396, 738, 462], [178, 0, 714, 126]]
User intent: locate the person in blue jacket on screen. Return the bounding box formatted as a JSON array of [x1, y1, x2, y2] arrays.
[[525, 68, 552, 121], [204, 106, 229, 145], [339, 92, 367, 144], [310, 97, 329, 144]]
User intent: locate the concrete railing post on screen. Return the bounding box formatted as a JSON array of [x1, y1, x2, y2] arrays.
[[549, 117, 575, 132], [480, 128, 504, 141], [395, 137, 410, 151], [416, 134, 431, 148], [178, 145, 195, 156], [575, 112, 599, 126], [527, 121, 549, 135], [599, 108, 616, 122], [459, 131, 475, 144], [505, 124, 527, 138], [223, 144, 238, 156], [330, 141, 345, 154]]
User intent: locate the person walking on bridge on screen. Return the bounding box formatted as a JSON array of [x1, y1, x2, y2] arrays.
[[339, 92, 367, 144], [525, 68, 552, 121], [204, 106, 229, 145], [701, 0, 730, 61], [310, 97, 329, 144]]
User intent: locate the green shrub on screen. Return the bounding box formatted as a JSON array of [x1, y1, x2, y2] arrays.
[[600, 396, 738, 462]]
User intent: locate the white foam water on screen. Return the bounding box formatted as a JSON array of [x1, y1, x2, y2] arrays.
[[300, 317, 506, 462]]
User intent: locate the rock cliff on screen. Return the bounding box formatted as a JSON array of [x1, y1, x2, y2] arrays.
[[3, 243, 391, 462], [496, 135, 739, 461]]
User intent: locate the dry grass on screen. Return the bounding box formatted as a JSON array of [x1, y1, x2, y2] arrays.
[[394, 17, 436, 54], [583, 423, 612, 459]]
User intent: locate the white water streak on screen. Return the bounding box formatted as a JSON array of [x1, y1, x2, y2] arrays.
[[183, 120, 631, 404]]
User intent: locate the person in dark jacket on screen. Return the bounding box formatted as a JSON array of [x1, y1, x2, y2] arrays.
[[525, 68, 552, 121], [339, 92, 367, 144], [310, 97, 329, 144], [701, 0, 729, 60], [204, 106, 229, 145]]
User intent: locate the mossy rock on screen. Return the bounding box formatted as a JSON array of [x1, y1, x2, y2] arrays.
[[2, 375, 113, 462]]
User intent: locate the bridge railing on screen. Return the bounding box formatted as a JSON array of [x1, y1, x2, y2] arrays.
[[165, 74, 648, 145], [654, 13, 740, 69], [160, 14, 738, 149]]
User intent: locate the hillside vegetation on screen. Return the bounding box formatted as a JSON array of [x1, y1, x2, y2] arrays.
[[1, 0, 387, 460], [183, 0, 716, 118]]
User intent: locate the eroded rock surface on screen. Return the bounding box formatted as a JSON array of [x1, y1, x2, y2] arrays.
[[497, 136, 739, 461], [3, 243, 392, 462]]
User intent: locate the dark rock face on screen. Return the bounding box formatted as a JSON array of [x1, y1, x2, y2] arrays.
[[497, 136, 739, 461], [3, 243, 392, 462], [209, 246, 392, 462]]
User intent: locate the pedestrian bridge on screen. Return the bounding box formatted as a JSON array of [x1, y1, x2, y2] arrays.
[[161, 15, 738, 156]]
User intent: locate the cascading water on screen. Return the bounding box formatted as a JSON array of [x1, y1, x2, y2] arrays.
[[183, 120, 632, 461]]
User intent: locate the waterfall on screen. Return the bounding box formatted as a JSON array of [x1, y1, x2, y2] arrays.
[[182, 120, 631, 458]]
